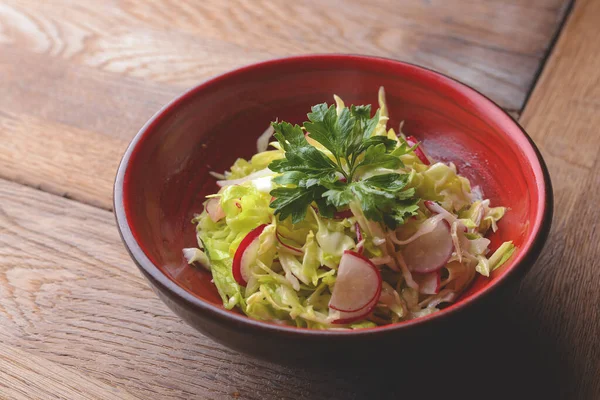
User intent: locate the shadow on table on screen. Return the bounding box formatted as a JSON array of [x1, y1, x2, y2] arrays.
[[291, 294, 565, 400]]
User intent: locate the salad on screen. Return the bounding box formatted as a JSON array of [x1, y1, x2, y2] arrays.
[[183, 88, 515, 329]]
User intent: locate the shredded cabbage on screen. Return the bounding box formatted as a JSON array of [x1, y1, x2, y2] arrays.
[[187, 88, 516, 329]]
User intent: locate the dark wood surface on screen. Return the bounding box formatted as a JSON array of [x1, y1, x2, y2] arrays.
[[517, 0, 600, 397], [4, 0, 599, 399]]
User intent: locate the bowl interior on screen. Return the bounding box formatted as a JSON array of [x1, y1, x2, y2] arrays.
[[121, 56, 544, 320]]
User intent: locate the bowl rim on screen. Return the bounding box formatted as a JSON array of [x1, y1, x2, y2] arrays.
[[114, 54, 553, 337]]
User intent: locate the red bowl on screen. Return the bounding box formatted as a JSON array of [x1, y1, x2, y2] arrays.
[[114, 55, 552, 362]]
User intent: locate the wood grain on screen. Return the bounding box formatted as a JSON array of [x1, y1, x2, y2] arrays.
[[0, 178, 573, 399], [0, 0, 570, 211], [2, 178, 390, 400], [0, 110, 123, 209], [3, 0, 597, 398], [518, 0, 600, 397], [0, 47, 180, 209], [0, 337, 141, 400], [0, 0, 568, 110]]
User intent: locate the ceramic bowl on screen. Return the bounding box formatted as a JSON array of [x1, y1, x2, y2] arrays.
[[114, 55, 553, 362]]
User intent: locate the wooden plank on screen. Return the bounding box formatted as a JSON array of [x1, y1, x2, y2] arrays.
[[0, 0, 569, 211], [0, 47, 176, 210], [0, 178, 352, 400], [0, 110, 124, 209], [518, 0, 600, 398], [0, 337, 141, 400], [0, 47, 180, 141], [0, 177, 573, 399], [0, 0, 569, 110]]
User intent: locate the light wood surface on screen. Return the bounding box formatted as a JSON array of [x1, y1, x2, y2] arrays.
[[4, 0, 600, 398], [0, 339, 140, 400], [0, 178, 579, 400], [0, 0, 569, 210]]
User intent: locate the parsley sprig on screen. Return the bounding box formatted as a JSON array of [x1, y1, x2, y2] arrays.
[[269, 102, 419, 227]]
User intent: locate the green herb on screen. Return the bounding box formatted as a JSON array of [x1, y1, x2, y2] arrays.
[[268, 102, 419, 225], [322, 173, 419, 227]]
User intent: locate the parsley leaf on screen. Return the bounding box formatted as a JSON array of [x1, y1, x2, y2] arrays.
[[270, 186, 326, 224], [269, 122, 338, 177], [354, 143, 403, 172], [322, 173, 416, 223], [271, 170, 336, 223], [268, 99, 419, 227], [304, 103, 361, 170], [391, 140, 417, 158], [351, 105, 380, 140], [384, 199, 421, 228]]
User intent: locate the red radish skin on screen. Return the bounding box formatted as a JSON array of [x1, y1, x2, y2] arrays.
[[424, 200, 440, 214], [425, 200, 467, 232], [329, 251, 382, 313], [332, 293, 380, 324], [276, 232, 303, 256], [424, 200, 451, 220], [402, 220, 453, 273], [355, 222, 364, 254], [232, 224, 268, 286], [205, 198, 225, 222], [334, 210, 353, 219], [413, 271, 441, 294], [406, 136, 430, 165]]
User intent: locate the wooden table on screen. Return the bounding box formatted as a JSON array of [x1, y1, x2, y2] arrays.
[[1, 0, 599, 398]]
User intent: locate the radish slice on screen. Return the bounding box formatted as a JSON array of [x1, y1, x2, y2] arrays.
[[332, 294, 380, 325], [424, 200, 467, 231], [406, 136, 430, 165], [424, 200, 453, 220], [329, 251, 382, 313], [232, 224, 268, 286], [216, 168, 273, 187], [413, 271, 441, 295], [276, 231, 303, 256], [402, 220, 453, 273], [390, 214, 445, 245], [205, 198, 225, 222], [355, 223, 364, 254]]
